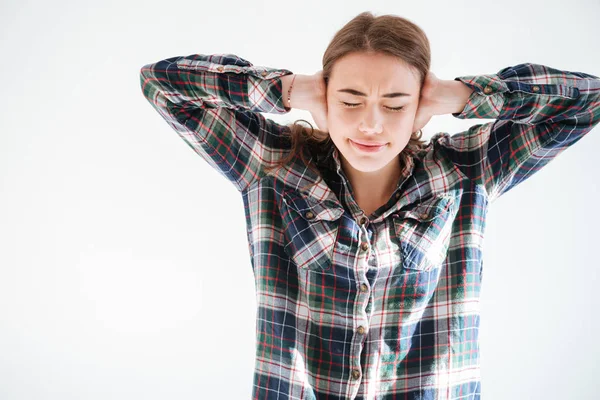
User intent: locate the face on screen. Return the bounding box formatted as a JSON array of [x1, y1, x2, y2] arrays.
[[326, 51, 422, 174]]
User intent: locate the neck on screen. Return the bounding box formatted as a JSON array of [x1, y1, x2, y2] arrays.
[[340, 155, 402, 215]]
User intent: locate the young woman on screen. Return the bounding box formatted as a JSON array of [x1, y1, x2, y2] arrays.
[[139, 11, 600, 400]]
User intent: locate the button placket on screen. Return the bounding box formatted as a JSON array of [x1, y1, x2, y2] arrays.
[[353, 216, 369, 386]]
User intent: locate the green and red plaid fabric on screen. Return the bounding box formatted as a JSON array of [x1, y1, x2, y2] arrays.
[[140, 53, 600, 399]]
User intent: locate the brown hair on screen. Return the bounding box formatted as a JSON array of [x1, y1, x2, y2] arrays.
[[264, 11, 431, 188]]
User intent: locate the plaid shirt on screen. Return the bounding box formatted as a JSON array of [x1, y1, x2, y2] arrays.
[[139, 53, 600, 399]]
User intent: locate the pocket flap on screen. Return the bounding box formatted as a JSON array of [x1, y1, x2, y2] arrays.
[[395, 193, 456, 222], [282, 190, 345, 222]]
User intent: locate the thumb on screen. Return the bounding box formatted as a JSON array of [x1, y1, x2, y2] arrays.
[[412, 101, 432, 133], [315, 114, 328, 132], [311, 108, 328, 132]]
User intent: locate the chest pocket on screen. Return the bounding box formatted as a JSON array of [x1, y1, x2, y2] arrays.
[[393, 192, 460, 272], [280, 189, 345, 271]]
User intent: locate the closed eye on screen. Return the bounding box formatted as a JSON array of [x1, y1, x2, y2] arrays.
[[340, 102, 405, 112]]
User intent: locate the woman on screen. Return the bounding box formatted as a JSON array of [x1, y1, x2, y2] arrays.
[[139, 11, 600, 400]]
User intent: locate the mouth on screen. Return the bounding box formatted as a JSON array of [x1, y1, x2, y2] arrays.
[[349, 139, 388, 153]]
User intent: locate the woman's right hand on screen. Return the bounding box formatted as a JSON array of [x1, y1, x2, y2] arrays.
[[284, 71, 329, 132]]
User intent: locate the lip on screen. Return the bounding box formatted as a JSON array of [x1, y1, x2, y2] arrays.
[[349, 139, 388, 153]]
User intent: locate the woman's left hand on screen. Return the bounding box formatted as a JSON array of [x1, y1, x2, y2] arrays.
[[412, 71, 475, 133], [412, 71, 441, 134]]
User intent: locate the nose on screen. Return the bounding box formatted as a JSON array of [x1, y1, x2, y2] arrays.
[[359, 105, 383, 134]]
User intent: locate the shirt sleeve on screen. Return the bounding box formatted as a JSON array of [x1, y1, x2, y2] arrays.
[[139, 53, 295, 192], [431, 63, 600, 203]]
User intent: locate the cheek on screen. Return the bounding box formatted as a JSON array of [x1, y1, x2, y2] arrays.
[[394, 131, 413, 147], [326, 110, 355, 136]]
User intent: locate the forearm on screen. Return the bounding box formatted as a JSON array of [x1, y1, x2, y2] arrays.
[[452, 63, 600, 125], [141, 53, 294, 114]]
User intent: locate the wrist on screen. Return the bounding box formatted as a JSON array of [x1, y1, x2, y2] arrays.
[[280, 73, 318, 111], [431, 79, 473, 116]]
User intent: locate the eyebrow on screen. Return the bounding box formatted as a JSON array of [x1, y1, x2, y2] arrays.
[[337, 88, 412, 98]]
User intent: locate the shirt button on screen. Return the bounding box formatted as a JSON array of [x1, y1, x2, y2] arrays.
[[483, 86, 493, 94], [360, 242, 369, 251], [261, 70, 268, 77], [351, 369, 361, 380], [395, 192, 401, 198], [217, 66, 224, 72], [357, 326, 365, 335], [419, 212, 429, 220], [532, 85, 540, 92], [305, 211, 315, 219], [360, 283, 368, 292], [359, 216, 368, 225]]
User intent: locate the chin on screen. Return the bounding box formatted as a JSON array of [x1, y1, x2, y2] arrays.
[[355, 161, 391, 173]]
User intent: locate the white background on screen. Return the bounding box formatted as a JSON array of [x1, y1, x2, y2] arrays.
[[1, 0, 599, 398]]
